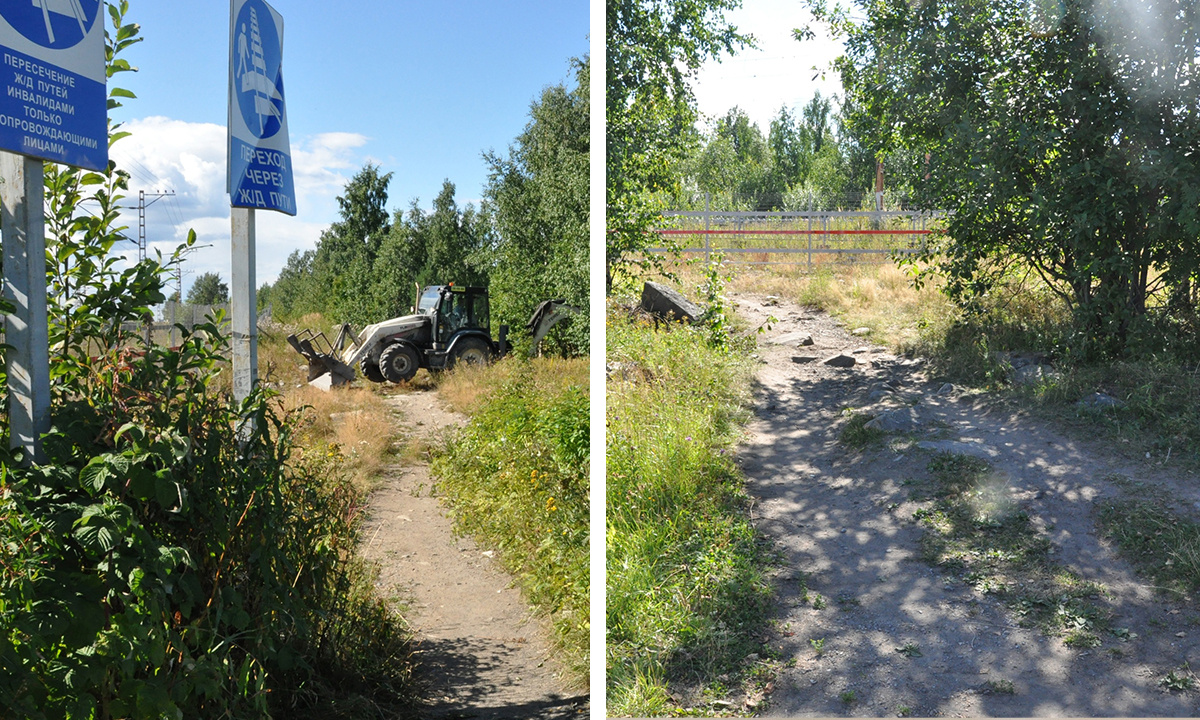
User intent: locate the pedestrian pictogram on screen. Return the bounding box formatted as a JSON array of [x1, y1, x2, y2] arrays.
[[227, 0, 294, 215], [0, 0, 100, 50], [232, 0, 284, 140]]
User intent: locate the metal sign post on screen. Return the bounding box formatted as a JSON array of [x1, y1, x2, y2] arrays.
[[1, 1, 106, 462], [1, 152, 49, 463], [230, 207, 257, 403], [227, 0, 293, 404]]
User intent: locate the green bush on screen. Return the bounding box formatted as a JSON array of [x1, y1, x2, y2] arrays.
[[1, 8, 413, 713], [431, 359, 590, 678], [606, 305, 771, 715], [1, 333, 415, 718]]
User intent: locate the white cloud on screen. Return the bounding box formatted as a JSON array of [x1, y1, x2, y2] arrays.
[[691, 0, 845, 133], [109, 118, 370, 293]]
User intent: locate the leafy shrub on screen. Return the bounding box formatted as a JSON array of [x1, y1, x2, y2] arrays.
[[1, 6, 413, 715], [431, 358, 589, 678]]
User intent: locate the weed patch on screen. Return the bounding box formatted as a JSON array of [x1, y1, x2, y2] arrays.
[[914, 452, 1111, 640], [840, 411, 887, 449], [1096, 498, 1200, 597]]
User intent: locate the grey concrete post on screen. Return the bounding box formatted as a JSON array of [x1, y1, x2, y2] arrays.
[[230, 207, 257, 404], [1, 152, 50, 464]]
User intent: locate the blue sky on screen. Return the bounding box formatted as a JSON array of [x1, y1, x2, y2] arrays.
[[108, 1, 588, 294]]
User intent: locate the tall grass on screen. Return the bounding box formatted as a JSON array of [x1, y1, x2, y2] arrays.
[[430, 358, 590, 682], [607, 303, 771, 716]]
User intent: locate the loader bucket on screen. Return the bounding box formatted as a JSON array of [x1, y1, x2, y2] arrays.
[[286, 330, 356, 389]]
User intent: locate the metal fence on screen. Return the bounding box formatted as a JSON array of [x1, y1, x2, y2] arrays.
[[119, 301, 231, 347], [651, 209, 945, 269]]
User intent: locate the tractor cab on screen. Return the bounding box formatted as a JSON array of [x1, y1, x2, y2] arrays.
[[429, 285, 491, 346]]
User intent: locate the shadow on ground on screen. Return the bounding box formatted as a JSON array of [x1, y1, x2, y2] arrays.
[[412, 633, 587, 719], [735, 296, 1200, 717]]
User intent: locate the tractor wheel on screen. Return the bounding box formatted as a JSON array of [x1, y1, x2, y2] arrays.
[[449, 337, 492, 369], [379, 343, 420, 383], [360, 354, 385, 383]]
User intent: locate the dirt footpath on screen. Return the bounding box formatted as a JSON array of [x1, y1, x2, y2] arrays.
[[733, 292, 1200, 717], [360, 389, 587, 719]]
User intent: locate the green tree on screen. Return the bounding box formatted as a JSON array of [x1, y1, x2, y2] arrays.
[[413, 180, 490, 290], [185, 271, 229, 305], [484, 57, 590, 354], [606, 0, 752, 283], [313, 164, 394, 325], [684, 106, 784, 208], [826, 0, 1200, 354]]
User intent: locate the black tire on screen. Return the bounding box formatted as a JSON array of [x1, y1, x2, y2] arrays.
[[360, 354, 385, 383], [449, 337, 492, 369], [379, 343, 420, 383]]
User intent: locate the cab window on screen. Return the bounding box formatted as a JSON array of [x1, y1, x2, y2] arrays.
[[417, 286, 441, 312]]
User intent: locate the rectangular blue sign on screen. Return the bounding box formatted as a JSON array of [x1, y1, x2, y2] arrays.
[[229, 136, 295, 214], [0, 2, 107, 171], [228, 0, 295, 216]]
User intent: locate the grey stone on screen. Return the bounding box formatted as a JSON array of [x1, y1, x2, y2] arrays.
[[865, 406, 921, 433], [792, 356, 820, 364], [772, 331, 815, 347], [1012, 364, 1060, 386], [852, 327, 872, 336], [1078, 391, 1123, 410], [762, 296, 780, 306], [824, 353, 857, 368], [916, 439, 1000, 459], [640, 281, 702, 323], [867, 382, 897, 402], [936, 382, 955, 396]]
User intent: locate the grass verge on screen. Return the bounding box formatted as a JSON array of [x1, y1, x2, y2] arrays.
[[430, 357, 590, 682], [607, 301, 773, 717], [1096, 493, 1200, 598]]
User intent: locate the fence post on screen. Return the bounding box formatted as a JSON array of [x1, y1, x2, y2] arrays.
[[704, 191, 711, 264], [807, 215, 812, 273]]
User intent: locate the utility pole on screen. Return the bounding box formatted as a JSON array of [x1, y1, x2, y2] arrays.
[[137, 189, 176, 345], [137, 189, 176, 263]]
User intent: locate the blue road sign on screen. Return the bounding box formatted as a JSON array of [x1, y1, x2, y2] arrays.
[[0, 0, 107, 170], [228, 0, 294, 216]]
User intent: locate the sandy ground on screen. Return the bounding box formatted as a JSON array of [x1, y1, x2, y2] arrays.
[[359, 388, 588, 719], [731, 291, 1200, 717]]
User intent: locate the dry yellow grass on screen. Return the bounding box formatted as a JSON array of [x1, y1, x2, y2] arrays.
[[653, 259, 955, 351], [276, 383, 396, 491]]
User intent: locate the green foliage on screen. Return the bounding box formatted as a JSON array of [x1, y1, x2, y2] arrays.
[[1, 5, 414, 716], [263, 170, 491, 328], [265, 58, 589, 357], [483, 58, 590, 355], [684, 107, 783, 209], [696, 255, 738, 347], [828, 0, 1200, 355], [430, 360, 590, 677], [839, 410, 886, 449], [185, 271, 229, 305], [607, 304, 771, 715], [606, 0, 752, 280], [1159, 669, 1198, 692]]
